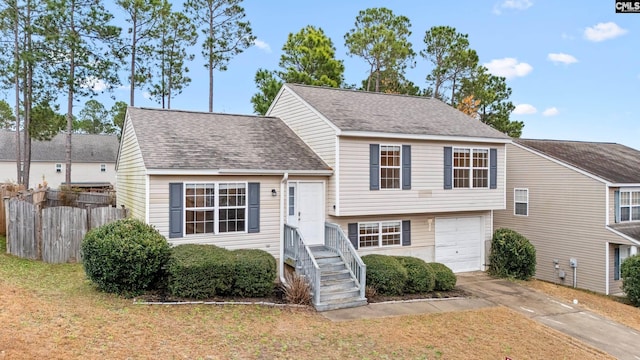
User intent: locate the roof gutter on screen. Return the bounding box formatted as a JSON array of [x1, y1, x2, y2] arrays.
[[145, 169, 333, 176], [339, 131, 512, 144]]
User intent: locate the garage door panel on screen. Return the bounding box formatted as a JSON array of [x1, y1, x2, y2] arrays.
[[435, 216, 483, 273]]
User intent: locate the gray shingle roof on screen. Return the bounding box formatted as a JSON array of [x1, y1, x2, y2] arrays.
[[516, 139, 640, 183], [0, 130, 118, 162], [126, 107, 331, 172], [609, 223, 640, 243], [284, 84, 511, 139]]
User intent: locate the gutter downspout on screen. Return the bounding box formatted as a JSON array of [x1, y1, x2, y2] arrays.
[[279, 172, 289, 284]]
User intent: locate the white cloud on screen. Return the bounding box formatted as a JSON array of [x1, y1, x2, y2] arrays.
[[584, 22, 627, 42], [484, 58, 533, 79], [542, 107, 559, 116], [561, 32, 575, 40], [254, 39, 271, 53], [513, 104, 537, 115], [493, 0, 533, 14], [142, 92, 152, 100], [117, 85, 130, 91], [547, 53, 578, 65], [80, 77, 108, 92]]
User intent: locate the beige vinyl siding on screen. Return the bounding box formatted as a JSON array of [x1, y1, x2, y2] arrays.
[[0, 161, 116, 190], [328, 210, 491, 265], [337, 137, 505, 216], [116, 118, 146, 220], [148, 175, 282, 258], [494, 143, 634, 294]]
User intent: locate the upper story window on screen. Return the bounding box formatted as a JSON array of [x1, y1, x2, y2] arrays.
[[514, 188, 529, 216], [184, 182, 247, 235], [55, 163, 62, 173], [453, 148, 489, 188], [620, 190, 640, 222], [380, 145, 401, 189], [100, 164, 106, 172]]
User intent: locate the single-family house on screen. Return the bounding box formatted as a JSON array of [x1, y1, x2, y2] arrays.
[[0, 130, 118, 190], [493, 139, 640, 295]]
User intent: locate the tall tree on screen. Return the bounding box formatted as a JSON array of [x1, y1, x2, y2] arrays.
[[250, 26, 345, 115], [0, 99, 12, 129], [458, 65, 524, 137], [77, 99, 112, 134], [344, 7, 415, 92], [279, 25, 344, 87], [359, 67, 421, 95], [39, 0, 121, 186], [250, 69, 280, 115], [184, 0, 254, 112], [110, 100, 127, 138], [29, 100, 66, 141], [147, 4, 197, 109], [421, 26, 478, 104], [117, 0, 167, 106]]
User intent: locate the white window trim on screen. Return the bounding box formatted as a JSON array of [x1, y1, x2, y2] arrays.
[[452, 147, 490, 189], [379, 144, 402, 190], [55, 163, 62, 173], [183, 182, 248, 236], [620, 189, 640, 222], [514, 188, 529, 216], [100, 164, 106, 172], [358, 220, 403, 248]]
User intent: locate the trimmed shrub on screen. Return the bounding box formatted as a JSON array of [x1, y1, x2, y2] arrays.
[[232, 249, 277, 297], [428, 262, 457, 291], [489, 228, 536, 280], [395, 256, 436, 293], [167, 244, 235, 299], [622, 255, 640, 307], [362, 254, 408, 295], [81, 218, 171, 296]]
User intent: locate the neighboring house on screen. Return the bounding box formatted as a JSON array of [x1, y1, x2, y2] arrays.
[[0, 131, 118, 190], [267, 84, 511, 273], [493, 139, 640, 295], [115, 107, 332, 262]]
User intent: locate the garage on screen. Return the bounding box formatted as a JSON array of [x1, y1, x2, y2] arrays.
[[435, 216, 484, 273]]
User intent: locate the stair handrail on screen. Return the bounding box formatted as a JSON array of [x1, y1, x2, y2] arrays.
[[324, 222, 367, 300], [283, 223, 321, 306]]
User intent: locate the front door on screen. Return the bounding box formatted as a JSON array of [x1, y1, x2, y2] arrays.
[[287, 181, 324, 245]]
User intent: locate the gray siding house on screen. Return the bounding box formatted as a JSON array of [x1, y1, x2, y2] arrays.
[[494, 139, 640, 295], [268, 84, 511, 273]]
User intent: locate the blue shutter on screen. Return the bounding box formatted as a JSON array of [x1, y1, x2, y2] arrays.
[[490, 148, 498, 189], [370, 144, 379, 190], [614, 247, 620, 281], [348, 223, 358, 249], [248, 183, 260, 233], [402, 145, 411, 190], [444, 147, 452, 190], [402, 220, 411, 246], [169, 183, 183, 238], [614, 190, 620, 223]]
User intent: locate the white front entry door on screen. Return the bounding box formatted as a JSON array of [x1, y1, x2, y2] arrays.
[[287, 181, 324, 245], [435, 216, 484, 273]]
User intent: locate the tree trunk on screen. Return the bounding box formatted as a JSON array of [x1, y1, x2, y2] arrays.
[[129, 11, 137, 106], [65, 7, 76, 187], [207, 8, 214, 112], [374, 59, 380, 93], [13, 0, 21, 185], [366, 63, 373, 92], [22, 1, 32, 189]]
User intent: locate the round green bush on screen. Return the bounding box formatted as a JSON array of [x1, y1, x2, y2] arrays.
[[622, 255, 640, 307], [489, 228, 536, 280], [167, 244, 235, 299], [81, 218, 171, 296], [428, 262, 457, 291], [232, 249, 277, 297], [395, 256, 435, 293], [362, 254, 408, 296]]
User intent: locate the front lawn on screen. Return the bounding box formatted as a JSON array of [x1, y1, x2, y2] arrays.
[[0, 235, 614, 359]]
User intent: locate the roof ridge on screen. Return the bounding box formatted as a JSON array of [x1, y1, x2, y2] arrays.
[[131, 106, 278, 119], [518, 138, 620, 145], [285, 83, 443, 102]]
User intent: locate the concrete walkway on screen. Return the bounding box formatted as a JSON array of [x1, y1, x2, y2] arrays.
[[322, 272, 640, 360]]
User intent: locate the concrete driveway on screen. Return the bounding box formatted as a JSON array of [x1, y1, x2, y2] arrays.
[[323, 272, 640, 360]]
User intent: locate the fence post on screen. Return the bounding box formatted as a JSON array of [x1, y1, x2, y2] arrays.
[[35, 202, 42, 260], [3, 197, 9, 253]]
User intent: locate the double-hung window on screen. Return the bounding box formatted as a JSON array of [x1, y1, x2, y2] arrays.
[[358, 221, 402, 248], [55, 163, 62, 173], [184, 182, 246, 235], [453, 148, 489, 188], [620, 190, 640, 222], [380, 145, 401, 189], [514, 188, 529, 216]]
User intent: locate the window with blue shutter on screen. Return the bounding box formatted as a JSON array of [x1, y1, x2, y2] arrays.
[[402, 220, 411, 246], [614, 190, 620, 223], [348, 223, 358, 249], [402, 145, 411, 190], [444, 147, 453, 189], [370, 144, 380, 190], [169, 183, 183, 238], [490, 148, 498, 189], [248, 183, 260, 233], [614, 247, 620, 281]]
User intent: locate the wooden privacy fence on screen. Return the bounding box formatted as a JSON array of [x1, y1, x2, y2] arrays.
[[4, 197, 127, 263], [0, 183, 25, 236]]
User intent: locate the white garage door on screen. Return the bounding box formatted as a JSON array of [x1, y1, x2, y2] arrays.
[[435, 217, 484, 273]]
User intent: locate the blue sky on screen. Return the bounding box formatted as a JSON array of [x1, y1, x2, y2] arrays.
[[15, 1, 640, 149]]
